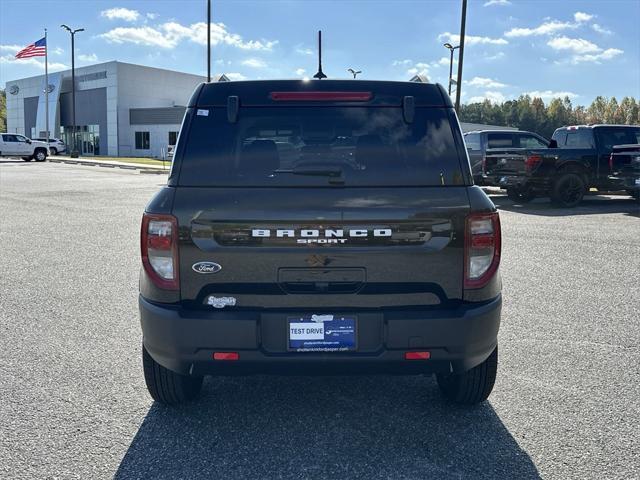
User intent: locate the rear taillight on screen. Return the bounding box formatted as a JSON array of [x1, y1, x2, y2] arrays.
[[525, 154, 542, 173], [464, 212, 501, 289], [141, 213, 179, 290]]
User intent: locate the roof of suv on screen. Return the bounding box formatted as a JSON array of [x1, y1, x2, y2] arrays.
[[189, 79, 452, 108], [557, 124, 640, 130], [464, 129, 525, 135]]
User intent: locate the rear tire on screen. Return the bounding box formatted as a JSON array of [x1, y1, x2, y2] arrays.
[[50, 147, 58, 156], [34, 148, 47, 162], [551, 172, 585, 208], [436, 346, 498, 405], [142, 345, 203, 405], [22, 156, 33, 161], [507, 187, 536, 203]]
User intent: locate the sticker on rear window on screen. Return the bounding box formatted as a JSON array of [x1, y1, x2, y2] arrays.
[[197, 109, 209, 116]]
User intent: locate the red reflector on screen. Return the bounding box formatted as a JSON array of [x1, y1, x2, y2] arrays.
[[405, 351, 431, 360], [470, 234, 495, 248], [148, 235, 172, 250], [270, 91, 372, 102], [525, 154, 542, 172], [213, 352, 239, 361]]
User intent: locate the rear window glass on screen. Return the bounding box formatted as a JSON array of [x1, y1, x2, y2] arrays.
[[464, 133, 481, 151], [564, 129, 594, 148], [177, 107, 465, 187], [518, 135, 548, 148], [595, 127, 640, 150], [487, 133, 514, 148]]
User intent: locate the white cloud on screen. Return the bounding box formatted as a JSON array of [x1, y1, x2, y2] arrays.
[[100, 26, 172, 48], [0, 55, 67, 71], [392, 59, 413, 67], [0, 44, 21, 53], [438, 32, 508, 45], [223, 72, 247, 81], [484, 0, 511, 6], [523, 90, 578, 100], [574, 12, 594, 23], [78, 53, 98, 62], [437, 56, 456, 66], [468, 91, 506, 103], [592, 24, 612, 35], [546, 36, 622, 64], [295, 68, 306, 76], [100, 22, 278, 51], [50, 47, 64, 55], [484, 51, 505, 60], [146, 13, 158, 20], [547, 36, 600, 54], [101, 7, 140, 22], [295, 46, 313, 55], [572, 48, 623, 64], [467, 76, 507, 88], [505, 20, 576, 37], [241, 58, 267, 68]]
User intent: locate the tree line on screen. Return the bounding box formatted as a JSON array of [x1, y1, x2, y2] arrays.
[[0, 89, 6, 132], [459, 95, 640, 140]]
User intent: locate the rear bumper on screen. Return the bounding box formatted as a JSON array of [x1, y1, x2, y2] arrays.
[[608, 174, 640, 191], [140, 295, 501, 377]]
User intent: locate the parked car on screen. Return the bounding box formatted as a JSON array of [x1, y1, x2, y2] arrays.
[[484, 124, 640, 206], [608, 144, 640, 200], [33, 137, 67, 155], [0, 133, 48, 162], [139, 79, 503, 406], [463, 129, 549, 185]]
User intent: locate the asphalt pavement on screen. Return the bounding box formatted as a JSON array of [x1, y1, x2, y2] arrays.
[[0, 159, 638, 479]]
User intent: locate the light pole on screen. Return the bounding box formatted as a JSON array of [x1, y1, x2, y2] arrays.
[[444, 43, 460, 96], [443, 43, 460, 96], [455, 0, 468, 114], [61, 24, 84, 158], [207, 0, 211, 82]]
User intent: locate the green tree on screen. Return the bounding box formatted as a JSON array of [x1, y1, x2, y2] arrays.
[[587, 96, 608, 123], [0, 89, 6, 132], [618, 97, 638, 125], [459, 95, 639, 138], [604, 97, 621, 124]]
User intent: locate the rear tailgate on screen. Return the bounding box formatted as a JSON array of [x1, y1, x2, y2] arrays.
[[610, 144, 640, 175], [173, 187, 470, 310], [484, 148, 528, 177]]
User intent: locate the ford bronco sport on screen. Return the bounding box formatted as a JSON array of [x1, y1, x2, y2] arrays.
[[139, 80, 502, 405]]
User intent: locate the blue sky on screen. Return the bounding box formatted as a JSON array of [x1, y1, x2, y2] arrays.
[[1, 0, 638, 105]]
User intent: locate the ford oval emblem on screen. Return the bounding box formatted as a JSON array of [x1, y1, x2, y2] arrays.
[[192, 262, 222, 274]]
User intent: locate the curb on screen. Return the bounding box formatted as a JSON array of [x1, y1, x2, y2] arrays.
[[48, 158, 169, 175]]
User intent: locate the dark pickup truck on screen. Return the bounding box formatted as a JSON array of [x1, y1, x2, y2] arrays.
[[484, 125, 640, 206], [139, 79, 502, 406], [464, 129, 549, 186], [483, 125, 640, 207]]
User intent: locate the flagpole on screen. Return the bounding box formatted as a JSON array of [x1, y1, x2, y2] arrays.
[[44, 28, 49, 148]]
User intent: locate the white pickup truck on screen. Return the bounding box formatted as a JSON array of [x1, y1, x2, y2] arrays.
[[0, 133, 49, 162]]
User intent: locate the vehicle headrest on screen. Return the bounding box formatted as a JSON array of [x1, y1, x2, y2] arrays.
[[240, 139, 280, 176]]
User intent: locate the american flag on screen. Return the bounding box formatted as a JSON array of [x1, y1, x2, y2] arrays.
[[15, 37, 46, 59]]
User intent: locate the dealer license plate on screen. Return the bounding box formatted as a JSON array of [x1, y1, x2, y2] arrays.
[[288, 315, 356, 352]]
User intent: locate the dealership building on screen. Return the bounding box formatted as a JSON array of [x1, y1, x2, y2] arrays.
[[5, 61, 206, 158]]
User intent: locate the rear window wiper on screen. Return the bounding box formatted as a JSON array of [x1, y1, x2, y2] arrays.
[[274, 167, 345, 184]]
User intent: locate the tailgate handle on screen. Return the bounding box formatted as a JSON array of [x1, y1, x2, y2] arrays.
[[278, 268, 366, 294]]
